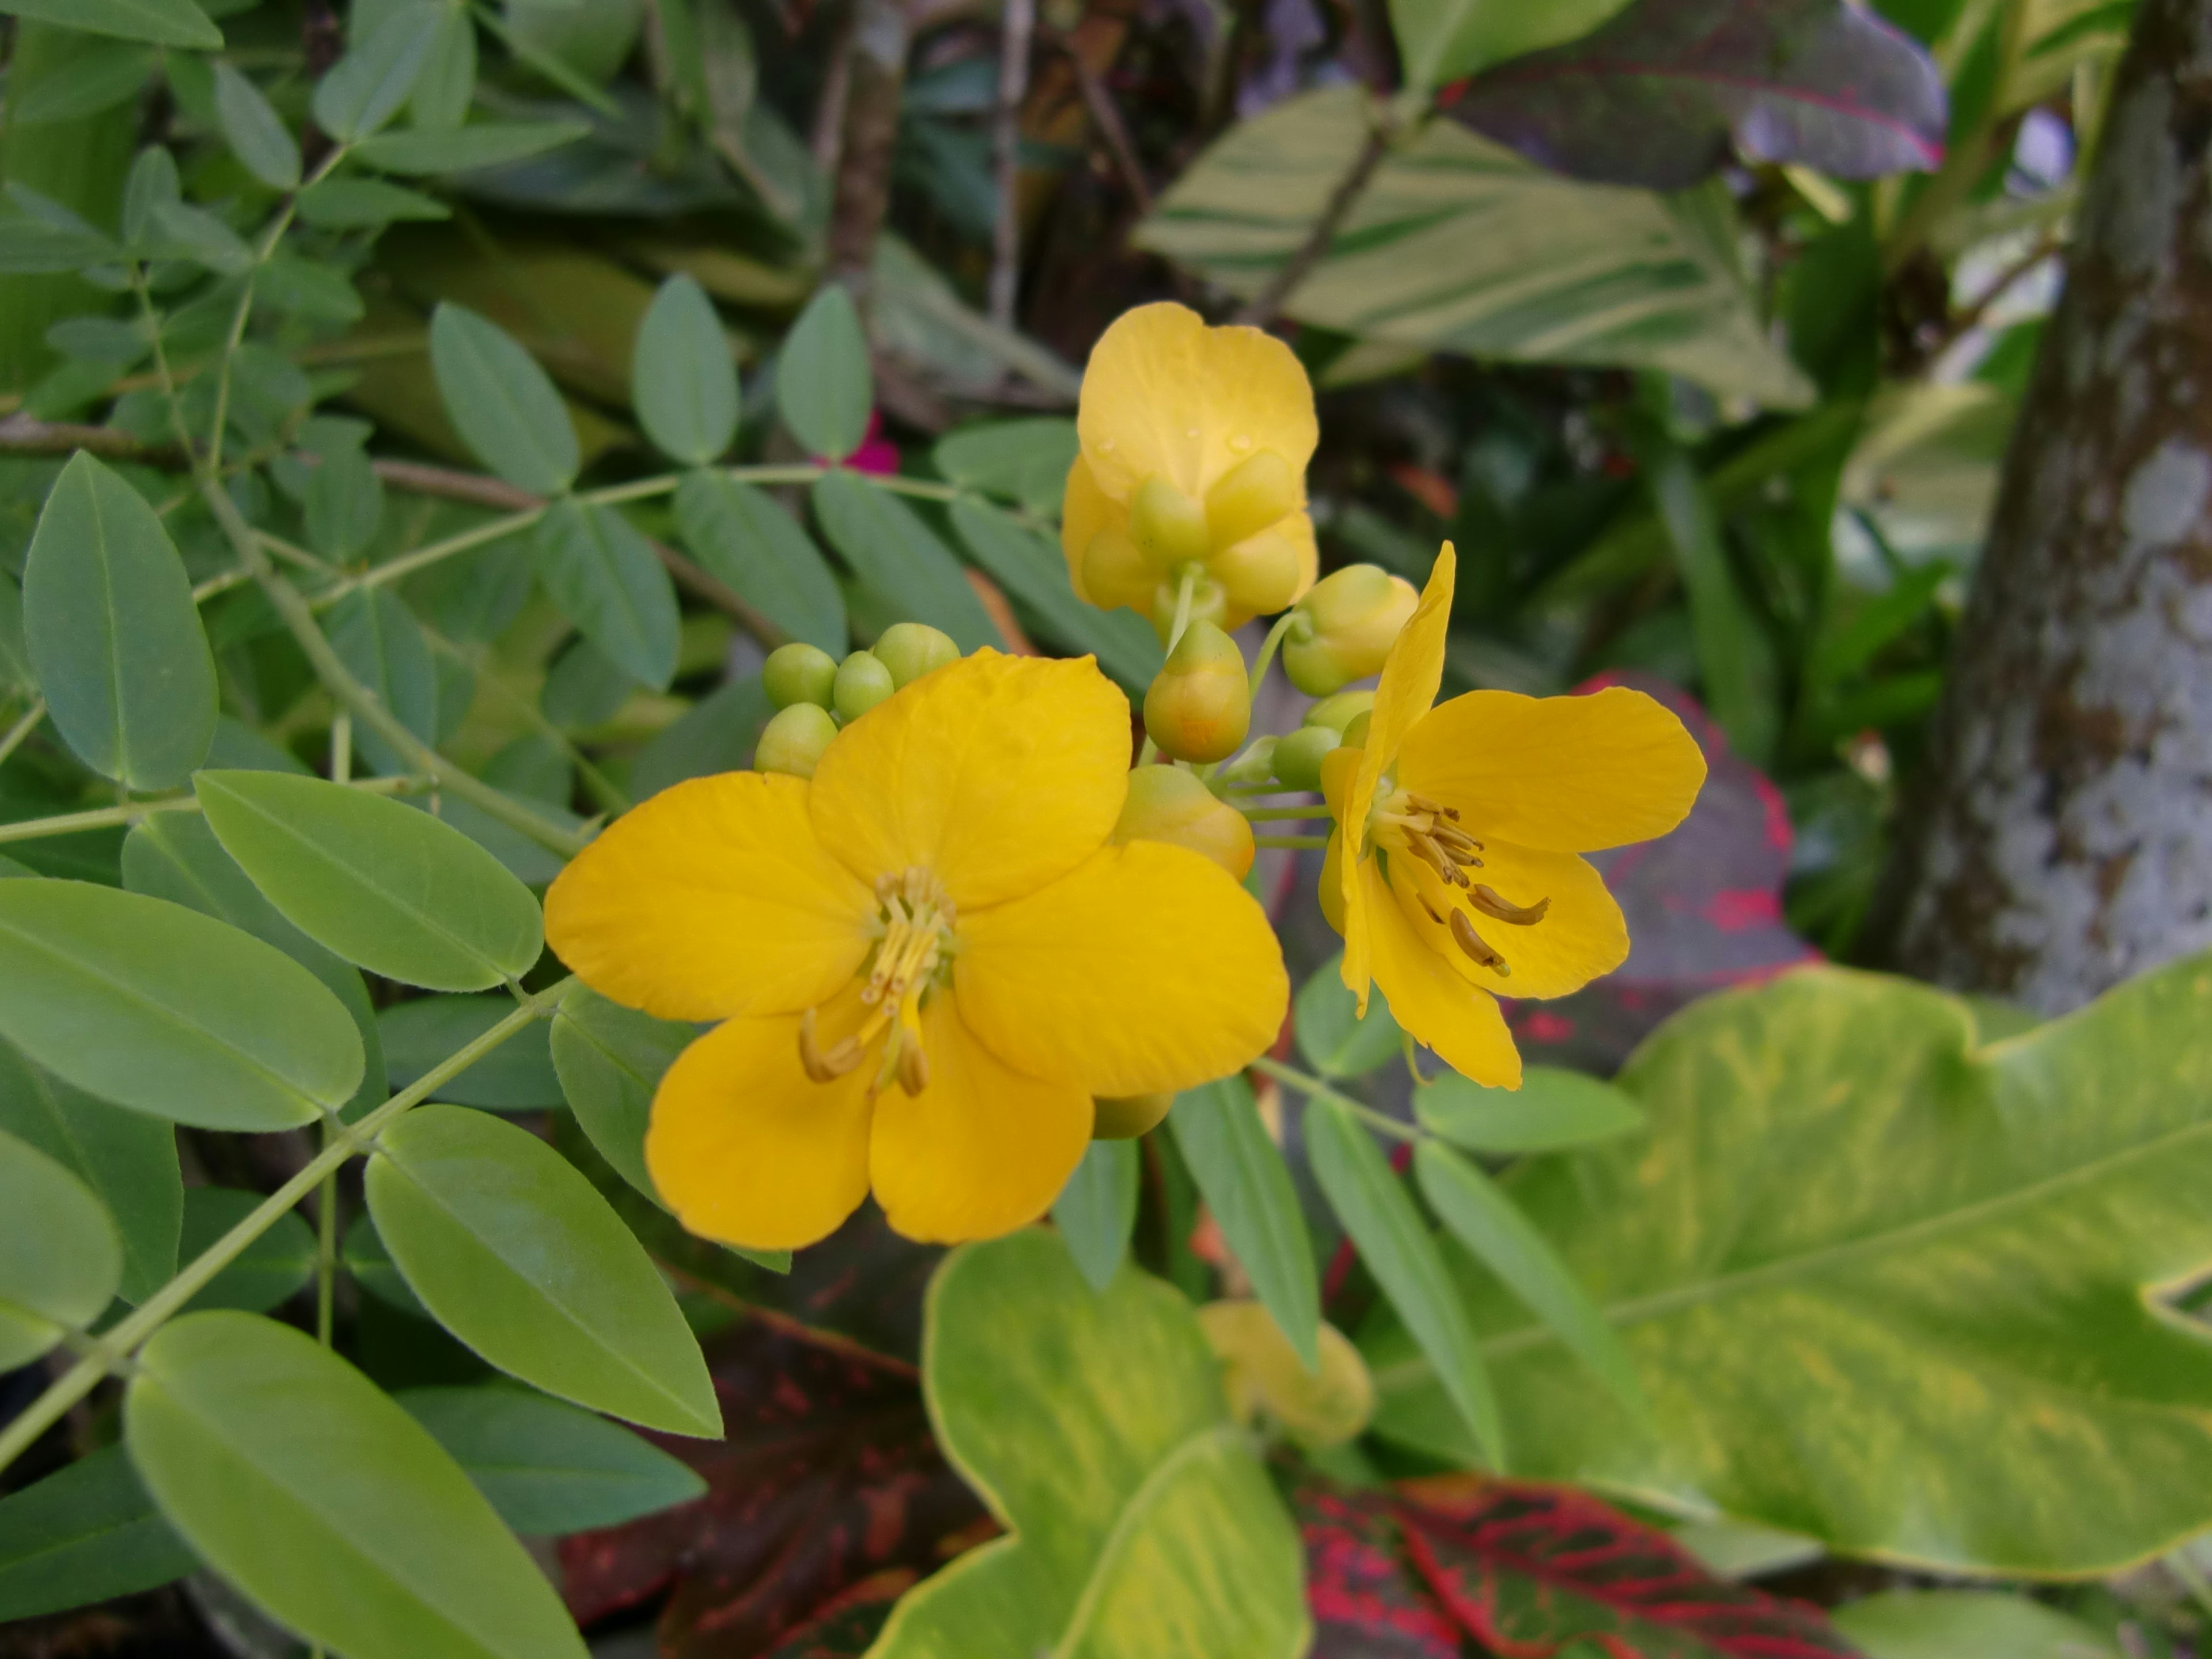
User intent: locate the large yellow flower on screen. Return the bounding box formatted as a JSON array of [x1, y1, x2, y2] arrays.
[[1321, 546, 1705, 1089], [1062, 302, 1320, 630], [544, 651, 1289, 1251]]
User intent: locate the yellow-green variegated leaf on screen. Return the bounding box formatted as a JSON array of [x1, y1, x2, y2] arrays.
[[1366, 957, 2212, 1575], [868, 1230, 1308, 1659], [1137, 87, 1813, 412]]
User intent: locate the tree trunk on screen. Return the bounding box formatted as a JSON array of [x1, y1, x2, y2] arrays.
[[1873, 0, 2212, 1013]]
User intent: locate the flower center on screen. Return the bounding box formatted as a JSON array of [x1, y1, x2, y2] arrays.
[[1370, 788, 1550, 978], [798, 868, 958, 1095]]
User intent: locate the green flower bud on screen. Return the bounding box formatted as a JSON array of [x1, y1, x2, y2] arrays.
[[1338, 709, 1371, 749], [874, 622, 960, 688], [1129, 476, 1211, 570], [1271, 723, 1342, 790], [1093, 1092, 1176, 1139], [1142, 621, 1251, 764], [762, 642, 839, 711], [1205, 449, 1300, 548], [1212, 528, 1305, 617], [832, 650, 895, 722], [1151, 573, 1228, 643], [1084, 524, 1156, 612], [1282, 565, 1419, 696], [1304, 689, 1376, 733], [1112, 762, 1255, 878], [1219, 736, 1279, 786], [756, 702, 838, 778]]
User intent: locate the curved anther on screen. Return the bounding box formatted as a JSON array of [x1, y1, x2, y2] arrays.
[[1470, 885, 1550, 926], [1449, 910, 1510, 975]]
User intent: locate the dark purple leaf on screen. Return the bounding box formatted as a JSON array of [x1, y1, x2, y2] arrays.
[[755, 1570, 912, 1658], [1441, 0, 1945, 191], [1305, 1476, 1862, 1658], [1503, 671, 1816, 1074]]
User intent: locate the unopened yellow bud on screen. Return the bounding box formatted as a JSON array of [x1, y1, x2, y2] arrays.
[[832, 650, 895, 721], [1211, 528, 1305, 617], [1338, 709, 1371, 749], [1282, 565, 1420, 696], [763, 642, 838, 710], [1093, 1092, 1175, 1139], [1205, 449, 1300, 548], [1200, 1301, 1375, 1448], [1128, 476, 1211, 569], [1305, 690, 1374, 734], [1112, 762, 1255, 878], [756, 702, 837, 778], [1271, 724, 1342, 791], [873, 622, 959, 687], [1084, 524, 1156, 612], [1319, 745, 1362, 819], [1142, 622, 1250, 764], [1151, 573, 1228, 642]]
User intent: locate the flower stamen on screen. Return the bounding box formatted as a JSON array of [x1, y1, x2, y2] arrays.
[[798, 1007, 865, 1081], [1449, 910, 1510, 976], [1469, 885, 1550, 926]]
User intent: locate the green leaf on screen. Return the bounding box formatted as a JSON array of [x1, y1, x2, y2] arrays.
[[634, 275, 739, 466], [195, 770, 546, 993], [674, 472, 846, 655], [324, 589, 437, 774], [0, 880, 362, 1131], [0, 1444, 196, 1621], [1642, 435, 1778, 763], [947, 498, 1163, 697], [354, 119, 590, 174], [297, 176, 452, 228], [1413, 1065, 1646, 1152], [809, 472, 998, 652], [305, 446, 387, 560], [1294, 950, 1404, 1078], [1138, 87, 1814, 411], [212, 61, 300, 190], [11, 40, 155, 126], [310, 2, 440, 141], [125, 1310, 589, 1659], [1051, 1140, 1138, 1292], [1832, 1590, 2123, 1659], [343, 1209, 429, 1319], [429, 303, 579, 495], [0, 1039, 178, 1304], [24, 452, 217, 791], [399, 1385, 706, 1535], [380, 993, 562, 1110], [1169, 1076, 1319, 1370], [1305, 1096, 1502, 1467], [407, 0, 475, 128], [0, 0, 221, 49], [631, 674, 774, 800], [122, 810, 387, 1122], [0, 1126, 120, 1369], [176, 1186, 315, 1315], [549, 984, 689, 1205], [872, 1231, 1308, 1658], [533, 498, 681, 691], [933, 419, 1078, 517], [367, 1104, 721, 1437], [1412, 1140, 1646, 1426], [1370, 959, 2212, 1574], [776, 285, 873, 460]]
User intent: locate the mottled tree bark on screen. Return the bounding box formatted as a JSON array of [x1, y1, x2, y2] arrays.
[[1874, 0, 2212, 1012]]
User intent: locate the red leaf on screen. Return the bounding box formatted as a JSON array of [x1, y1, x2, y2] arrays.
[[1304, 1478, 1860, 1659], [558, 1319, 984, 1657], [756, 1569, 914, 1658]]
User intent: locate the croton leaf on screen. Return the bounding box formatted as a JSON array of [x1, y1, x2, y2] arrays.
[[1441, 0, 1946, 191], [1303, 1476, 1859, 1658], [760, 1570, 912, 1658], [1505, 671, 1815, 1074], [558, 1319, 981, 1657]]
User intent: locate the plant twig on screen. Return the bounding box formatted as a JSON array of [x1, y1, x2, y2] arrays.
[[1056, 30, 1153, 215], [1249, 1055, 1421, 1142], [1232, 122, 1389, 328], [989, 0, 1036, 329], [0, 774, 423, 845], [0, 700, 45, 770]]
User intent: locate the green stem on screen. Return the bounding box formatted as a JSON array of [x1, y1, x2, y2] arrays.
[[421, 629, 631, 816], [314, 1134, 337, 1348], [1240, 805, 1321, 822], [128, 275, 196, 462], [1881, 0, 2028, 272], [0, 982, 569, 1476], [1165, 565, 1199, 656], [0, 698, 44, 769], [191, 569, 253, 603], [327, 504, 546, 601], [0, 773, 422, 845], [1248, 609, 1298, 700], [207, 480, 590, 859], [1249, 1055, 1421, 1144], [1254, 834, 1328, 849]]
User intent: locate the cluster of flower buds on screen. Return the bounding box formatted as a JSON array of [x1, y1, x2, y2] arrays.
[[1279, 565, 1418, 696], [756, 623, 960, 778], [1083, 451, 1310, 640]]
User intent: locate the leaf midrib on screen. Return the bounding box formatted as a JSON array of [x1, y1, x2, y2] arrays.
[[1048, 1423, 1236, 1658]]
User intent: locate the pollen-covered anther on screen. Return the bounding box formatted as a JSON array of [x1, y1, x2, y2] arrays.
[[1470, 885, 1550, 926], [1449, 910, 1510, 976], [798, 1007, 864, 1082]]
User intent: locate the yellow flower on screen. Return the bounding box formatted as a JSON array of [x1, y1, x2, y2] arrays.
[[1062, 302, 1320, 630], [1321, 545, 1706, 1089], [544, 651, 1290, 1251]]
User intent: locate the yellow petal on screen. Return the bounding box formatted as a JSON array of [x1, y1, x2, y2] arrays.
[[546, 771, 874, 1022], [1077, 302, 1318, 505], [808, 651, 1132, 912], [1060, 453, 1122, 607], [1317, 830, 1347, 935], [954, 840, 1289, 1098], [1386, 842, 1626, 1001], [1361, 857, 1521, 1088], [1341, 543, 1455, 1006], [869, 994, 1091, 1244], [1397, 685, 1707, 852], [645, 997, 876, 1252]]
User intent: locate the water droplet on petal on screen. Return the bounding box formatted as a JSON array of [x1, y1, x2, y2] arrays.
[[1185, 428, 1200, 440], [1100, 438, 1115, 450], [1229, 433, 1253, 453]]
